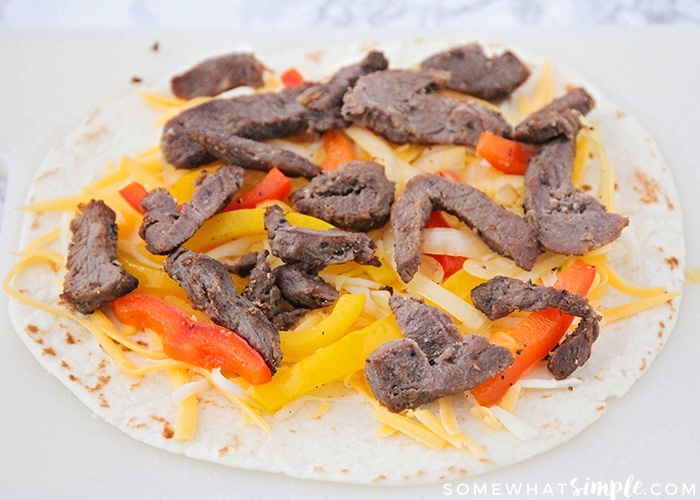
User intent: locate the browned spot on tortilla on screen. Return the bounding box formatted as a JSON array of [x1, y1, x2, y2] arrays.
[[42, 347, 56, 356], [633, 168, 674, 209], [372, 474, 387, 483], [99, 394, 110, 408], [341, 468, 349, 474], [580, 184, 593, 192], [127, 417, 147, 429], [69, 374, 81, 384], [60, 360, 70, 369], [305, 50, 323, 63], [640, 358, 647, 371], [87, 375, 111, 393], [313, 466, 324, 473], [596, 405, 605, 411], [65, 332, 76, 344], [162, 422, 174, 439], [616, 109, 627, 119], [665, 256, 680, 270], [151, 41, 159, 52], [35, 167, 61, 183], [26, 324, 39, 335], [151, 415, 165, 423], [218, 446, 229, 456], [541, 394, 551, 399]]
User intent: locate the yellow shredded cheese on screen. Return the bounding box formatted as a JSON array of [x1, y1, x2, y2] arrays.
[[601, 291, 681, 324], [167, 368, 199, 440]]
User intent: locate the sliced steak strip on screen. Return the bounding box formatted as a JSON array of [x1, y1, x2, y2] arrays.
[[512, 87, 595, 144], [298, 50, 389, 132], [391, 174, 541, 283], [272, 263, 339, 309], [471, 275, 601, 379], [264, 204, 378, 269], [161, 85, 310, 169], [184, 127, 320, 178], [61, 200, 138, 314], [341, 69, 512, 146], [164, 248, 282, 372], [139, 165, 243, 255], [171, 52, 266, 100], [524, 136, 628, 255], [365, 295, 513, 412], [420, 43, 530, 102], [289, 160, 394, 231]]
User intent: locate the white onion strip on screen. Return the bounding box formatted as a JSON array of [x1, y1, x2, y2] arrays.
[[421, 227, 492, 258], [490, 406, 538, 441], [171, 378, 212, 405]]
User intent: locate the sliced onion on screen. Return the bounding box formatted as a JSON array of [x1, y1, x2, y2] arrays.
[[421, 227, 492, 258], [490, 405, 538, 441]]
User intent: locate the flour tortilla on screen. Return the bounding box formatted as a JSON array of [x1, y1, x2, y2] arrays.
[[6, 37, 685, 484]]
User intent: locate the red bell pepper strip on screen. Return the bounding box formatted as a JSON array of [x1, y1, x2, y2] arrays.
[[280, 68, 304, 88], [321, 130, 354, 171], [475, 130, 535, 175], [424, 211, 467, 279], [118, 181, 148, 214], [111, 293, 272, 385], [222, 167, 292, 211], [471, 260, 597, 407]]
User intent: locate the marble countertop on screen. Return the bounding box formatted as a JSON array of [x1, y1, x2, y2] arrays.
[[0, 0, 699, 225]]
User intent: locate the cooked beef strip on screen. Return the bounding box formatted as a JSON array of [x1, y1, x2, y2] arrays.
[[60, 200, 138, 315], [391, 174, 541, 283], [289, 160, 395, 231], [298, 50, 389, 132], [264, 204, 379, 269], [164, 248, 282, 372], [420, 43, 530, 103], [272, 262, 339, 309], [226, 251, 259, 277], [241, 250, 283, 321], [512, 87, 595, 144], [365, 295, 514, 412], [161, 85, 311, 169], [171, 52, 266, 100], [341, 69, 512, 146], [524, 136, 628, 255], [471, 275, 602, 380], [139, 165, 243, 255], [184, 127, 320, 178]]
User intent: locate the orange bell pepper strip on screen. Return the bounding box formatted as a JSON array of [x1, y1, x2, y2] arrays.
[[321, 130, 354, 171], [475, 130, 535, 175], [280, 68, 304, 88], [424, 211, 467, 279], [222, 167, 292, 211], [118, 181, 148, 214], [471, 260, 597, 407], [111, 293, 272, 385]]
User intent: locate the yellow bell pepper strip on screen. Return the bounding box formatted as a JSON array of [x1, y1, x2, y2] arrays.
[[471, 260, 597, 407], [249, 315, 401, 413], [185, 208, 334, 252], [280, 293, 366, 363], [118, 253, 184, 297], [111, 293, 272, 385]]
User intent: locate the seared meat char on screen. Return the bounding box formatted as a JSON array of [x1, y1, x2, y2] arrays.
[[139, 165, 243, 255], [341, 69, 512, 146], [161, 85, 311, 169], [512, 87, 595, 144], [298, 50, 389, 132], [60, 200, 138, 314], [171, 52, 266, 100], [264, 204, 378, 269], [471, 275, 602, 379], [365, 295, 514, 413], [164, 248, 282, 373], [391, 174, 541, 283], [184, 127, 320, 179], [272, 263, 339, 309], [524, 136, 628, 255], [289, 160, 395, 231], [420, 43, 530, 103]]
